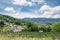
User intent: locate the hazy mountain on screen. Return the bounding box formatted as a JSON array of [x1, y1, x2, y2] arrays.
[[22, 18, 60, 23]]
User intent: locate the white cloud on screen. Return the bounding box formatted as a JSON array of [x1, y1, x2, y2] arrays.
[[12, 0, 45, 6], [14, 12, 39, 18], [52, 15, 60, 18], [40, 5, 60, 18], [31, 0, 45, 4], [12, 0, 33, 6], [4, 7, 16, 13], [40, 5, 51, 11], [4, 5, 60, 18], [4, 7, 40, 18], [6, 12, 39, 18]]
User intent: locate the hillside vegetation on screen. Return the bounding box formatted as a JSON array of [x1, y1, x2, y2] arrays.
[[0, 14, 40, 32], [0, 14, 60, 32], [0, 14, 26, 25], [0, 14, 60, 40]]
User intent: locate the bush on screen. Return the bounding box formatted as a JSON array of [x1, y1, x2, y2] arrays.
[[51, 22, 60, 32], [44, 26, 51, 32], [30, 23, 39, 32], [25, 22, 39, 32], [0, 21, 4, 28], [39, 26, 51, 32], [22, 26, 30, 32]]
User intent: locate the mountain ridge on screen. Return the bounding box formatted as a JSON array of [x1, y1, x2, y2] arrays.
[[22, 18, 60, 23]]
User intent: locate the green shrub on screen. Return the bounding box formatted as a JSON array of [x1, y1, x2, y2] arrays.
[[0, 21, 4, 28], [39, 26, 51, 32], [51, 22, 60, 32], [25, 22, 39, 32]]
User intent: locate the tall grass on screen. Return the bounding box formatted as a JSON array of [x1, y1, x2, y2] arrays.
[[0, 32, 60, 40], [0, 34, 52, 40]]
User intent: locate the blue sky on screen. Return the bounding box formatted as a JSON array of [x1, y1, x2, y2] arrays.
[[0, 0, 60, 18]]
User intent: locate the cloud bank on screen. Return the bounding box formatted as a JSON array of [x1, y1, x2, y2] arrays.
[[0, 0, 60, 18], [40, 5, 60, 18], [12, 0, 45, 6]]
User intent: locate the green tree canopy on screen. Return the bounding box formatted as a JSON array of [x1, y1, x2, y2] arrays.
[[51, 22, 60, 32]]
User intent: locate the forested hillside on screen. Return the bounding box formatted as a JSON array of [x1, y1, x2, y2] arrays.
[[0, 14, 26, 25]]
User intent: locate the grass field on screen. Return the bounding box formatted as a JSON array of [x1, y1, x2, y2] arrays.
[[0, 35, 52, 40], [0, 32, 60, 40]]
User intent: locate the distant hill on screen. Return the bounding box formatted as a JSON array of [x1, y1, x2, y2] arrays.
[[22, 18, 60, 23]]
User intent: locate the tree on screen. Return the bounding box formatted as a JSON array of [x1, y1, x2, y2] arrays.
[[30, 23, 39, 31], [39, 25, 51, 32], [26, 22, 39, 32], [26, 22, 33, 28], [51, 22, 60, 32], [44, 26, 51, 32], [0, 21, 4, 28]]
